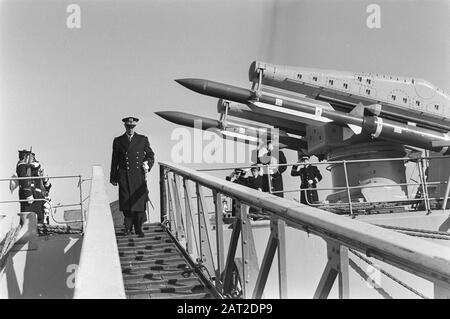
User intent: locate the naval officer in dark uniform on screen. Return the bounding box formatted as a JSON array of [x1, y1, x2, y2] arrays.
[[110, 117, 155, 237], [291, 154, 323, 205]]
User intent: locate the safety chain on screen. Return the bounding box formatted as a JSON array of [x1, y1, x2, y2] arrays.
[[194, 258, 214, 282], [0, 226, 21, 269], [349, 248, 429, 299], [396, 231, 450, 241], [375, 224, 450, 241], [37, 224, 82, 236]]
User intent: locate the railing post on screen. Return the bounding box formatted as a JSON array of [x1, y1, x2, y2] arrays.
[[276, 219, 288, 298], [196, 183, 216, 278], [266, 164, 272, 194], [313, 241, 349, 299], [223, 203, 242, 295], [159, 165, 167, 223], [170, 174, 185, 241], [338, 246, 350, 299], [418, 158, 431, 214], [441, 175, 450, 210], [182, 178, 195, 256], [166, 173, 177, 233], [239, 203, 259, 299], [213, 190, 225, 290], [342, 160, 354, 218], [78, 175, 84, 232], [252, 217, 278, 299]]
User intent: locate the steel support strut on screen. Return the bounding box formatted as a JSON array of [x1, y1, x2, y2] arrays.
[[239, 203, 259, 299], [213, 190, 225, 290], [182, 178, 194, 255], [252, 217, 287, 299], [313, 241, 349, 299], [196, 183, 216, 278]]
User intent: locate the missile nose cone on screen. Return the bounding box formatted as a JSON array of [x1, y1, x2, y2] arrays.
[[155, 111, 182, 122], [155, 110, 220, 130], [154, 111, 169, 120], [175, 78, 208, 94]]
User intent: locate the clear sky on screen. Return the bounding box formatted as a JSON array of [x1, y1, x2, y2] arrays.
[[0, 0, 449, 222]]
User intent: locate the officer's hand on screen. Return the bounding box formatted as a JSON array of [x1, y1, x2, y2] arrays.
[[308, 179, 314, 185], [111, 182, 118, 186], [26, 195, 34, 204], [143, 161, 149, 173]]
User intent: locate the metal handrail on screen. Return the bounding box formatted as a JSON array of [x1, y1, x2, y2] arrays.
[[0, 175, 82, 181], [195, 154, 450, 172], [0, 174, 86, 231], [160, 161, 450, 299], [196, 155, 445, 214]]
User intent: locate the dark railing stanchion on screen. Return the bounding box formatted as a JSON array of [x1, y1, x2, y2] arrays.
[[213, 190, 225, 289]]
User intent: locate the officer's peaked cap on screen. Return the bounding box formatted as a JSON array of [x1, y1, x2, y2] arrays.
[[122, 117, 139, 125]]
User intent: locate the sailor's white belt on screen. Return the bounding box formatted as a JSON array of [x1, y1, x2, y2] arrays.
[[35, 189, 42, 193]]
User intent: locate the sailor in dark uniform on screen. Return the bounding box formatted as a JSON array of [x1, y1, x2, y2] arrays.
[[291, 155, 323, 205], [31, 153, 52, 225], [110, 117, 155, 237], [246, 164, 262, 191], [225, 168, 248, 216], [16, 150, 34, 218]]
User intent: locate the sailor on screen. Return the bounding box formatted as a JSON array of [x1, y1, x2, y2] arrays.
[[16, 150, 34, 220], [246, 164, 262, 192], [110, 116, 155, 237], [246, 164, 264, 219], [31, 153, 52, 225], [225, 168, 248, 186], [225, 168, 248, 216], [257, 140, 287, 197], [291, 154, 323, 205]]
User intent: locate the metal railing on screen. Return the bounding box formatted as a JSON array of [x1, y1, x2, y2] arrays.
[[0, 175, 87, 231], [160, 161, 450, 299], [197, 155, 450, 218]]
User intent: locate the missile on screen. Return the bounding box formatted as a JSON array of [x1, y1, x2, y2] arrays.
[[155, 111, 307, 150], [155, 111, 220, 130], [175, 78, 450, 155], [176, 78, 364, 128]]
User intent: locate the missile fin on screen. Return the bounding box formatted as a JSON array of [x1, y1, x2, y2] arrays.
[[347, 124, 362, 135], [343, 127, 354, 140], [366, 103, 382, 116], [349, 102, 365, 118]]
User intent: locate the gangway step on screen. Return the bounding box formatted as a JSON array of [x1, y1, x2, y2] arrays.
[[116, 222, 219, 299], [128, 292, 212, 299]]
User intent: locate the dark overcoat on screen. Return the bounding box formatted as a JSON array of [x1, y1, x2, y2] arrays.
[[110, 133, 155, 212], [291, 164, 323, 204], [257, 150, 287, 198]]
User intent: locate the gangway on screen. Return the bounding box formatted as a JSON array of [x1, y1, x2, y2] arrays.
[[115, 223, 220, 299]]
